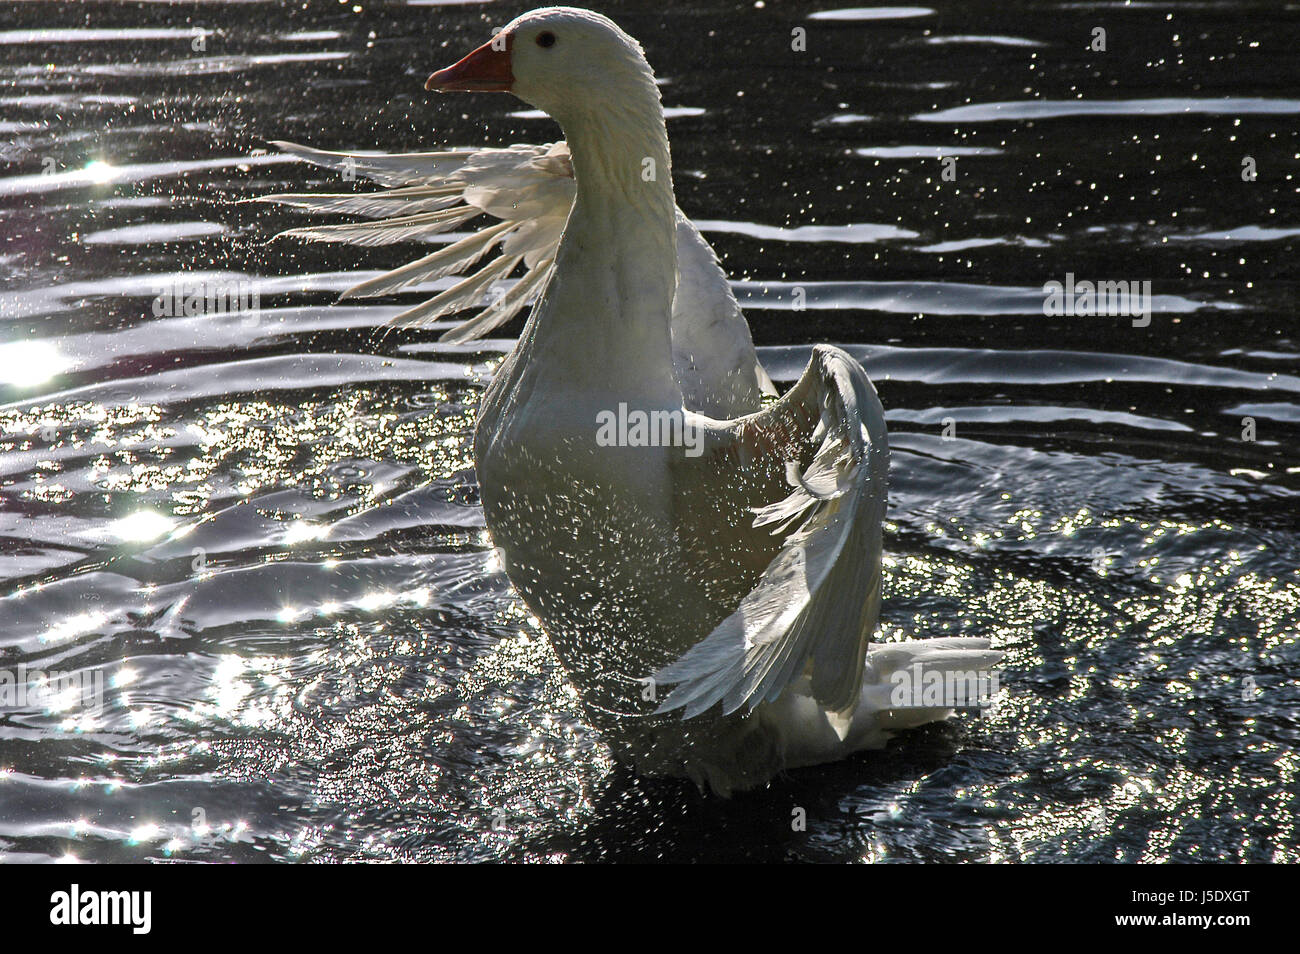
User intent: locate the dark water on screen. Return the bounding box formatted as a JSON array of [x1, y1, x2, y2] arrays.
[[1, 0, 1297, 863]]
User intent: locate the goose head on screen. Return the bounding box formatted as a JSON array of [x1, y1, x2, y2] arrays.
[[426, 7, 661, 129]]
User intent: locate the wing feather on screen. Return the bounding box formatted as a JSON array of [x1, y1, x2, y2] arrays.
[[258, 140, 573, 339], [671, 211, 777, 418], [249, 185, 463, 218], [266, 139, 479, 187], [388, 253, 523, 329], [654, 345, 888, 718], [439, 257, 555, 342], [274, 205, 481, 246], [338, 219, 516, 299], [255, 141, 772, 403]]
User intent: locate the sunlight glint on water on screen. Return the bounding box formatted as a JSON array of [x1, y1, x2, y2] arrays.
[[0, 0, 1296, 862]]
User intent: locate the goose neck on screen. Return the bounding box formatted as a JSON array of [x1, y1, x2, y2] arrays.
[[526, 104, 679, 402]]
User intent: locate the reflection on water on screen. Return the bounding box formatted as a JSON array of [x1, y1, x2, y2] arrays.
[[1, 0, 1298, 862], [919, 97, 1300, 123]]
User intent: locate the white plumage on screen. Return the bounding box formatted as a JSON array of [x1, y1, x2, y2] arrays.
[[256, 6, 1001, 794]]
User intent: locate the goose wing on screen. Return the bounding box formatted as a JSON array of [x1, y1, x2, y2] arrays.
[[254, 139, 571, 340], [655, 345, 889, 719], [672, 210, 777, 417], [254, 140, 775, 412]]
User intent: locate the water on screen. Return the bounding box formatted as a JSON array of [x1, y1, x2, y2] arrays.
[[1, 0, 1297, 863]]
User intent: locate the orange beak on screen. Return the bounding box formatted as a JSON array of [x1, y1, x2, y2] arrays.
[[425, 33, 514, 93]]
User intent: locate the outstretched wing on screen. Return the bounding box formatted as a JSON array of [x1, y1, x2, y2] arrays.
[[655, 345, 889, 719], [254, 139, 572, 340], [253, 139, 775, 414]]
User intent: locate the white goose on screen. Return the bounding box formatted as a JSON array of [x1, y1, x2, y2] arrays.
[[258, 6, 1001, 794]]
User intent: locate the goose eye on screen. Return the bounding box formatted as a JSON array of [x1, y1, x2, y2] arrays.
[[536, 31, 556, 48]]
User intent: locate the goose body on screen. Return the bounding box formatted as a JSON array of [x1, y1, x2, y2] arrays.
[[258, 7, 1001, 794]]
